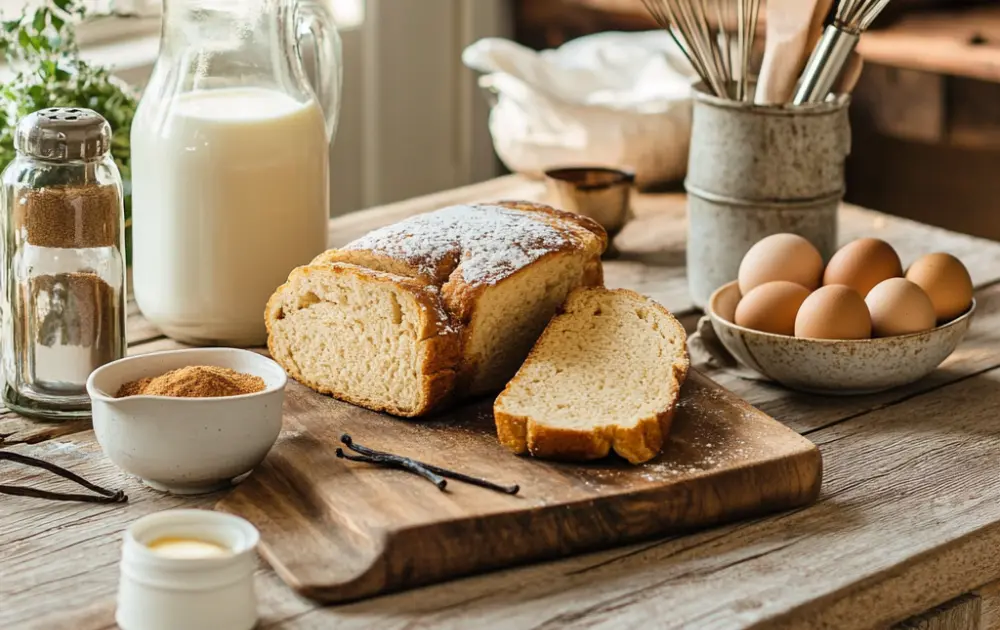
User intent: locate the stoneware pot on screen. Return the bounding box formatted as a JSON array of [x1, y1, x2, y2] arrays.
[[685, 86, 851, 308], [705, 281, 975, 395], [87, 348, 286, 494]]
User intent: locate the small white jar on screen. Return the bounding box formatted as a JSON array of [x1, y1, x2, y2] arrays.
[[117, 509, 260, 630]]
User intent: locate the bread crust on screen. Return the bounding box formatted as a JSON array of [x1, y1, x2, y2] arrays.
[[265, 262, 462, 417], [267, 201, 608, 416], [494, 288, 690, 465], [448, 247, 590, 393], [494, 200, 608, 248], [447, 202, 606, 392]]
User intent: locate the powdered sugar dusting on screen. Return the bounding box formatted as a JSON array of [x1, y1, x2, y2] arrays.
[[344, 204, 569, 285]]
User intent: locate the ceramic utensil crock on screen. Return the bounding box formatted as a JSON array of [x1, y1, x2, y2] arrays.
[[685, 85, 851, 308]]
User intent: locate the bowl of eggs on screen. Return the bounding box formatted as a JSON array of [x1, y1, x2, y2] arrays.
[[706, 234, 976, 395]]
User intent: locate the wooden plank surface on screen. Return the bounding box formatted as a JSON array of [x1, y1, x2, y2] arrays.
[[216, 371, 821, 603], [5, 175, 1000, 629], [14, 358, 1000, 629]]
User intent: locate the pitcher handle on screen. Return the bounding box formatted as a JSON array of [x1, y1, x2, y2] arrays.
[[295, 0, 343, 140]]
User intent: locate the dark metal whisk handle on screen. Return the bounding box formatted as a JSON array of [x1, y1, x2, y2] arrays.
[[793, 26, 860, 105]]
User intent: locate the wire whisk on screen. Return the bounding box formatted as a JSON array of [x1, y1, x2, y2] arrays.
[[641, 0, 762, 102], [793, 0, 893, 104], [834, 0, 892, 34]]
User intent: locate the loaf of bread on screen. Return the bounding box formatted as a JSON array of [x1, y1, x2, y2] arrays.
[[494, 287, 689, 464], [265, 201, 607, 416]]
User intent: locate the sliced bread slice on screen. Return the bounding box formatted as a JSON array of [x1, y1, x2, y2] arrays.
[[265, 262, 461, 417], [268, 202, 606, 417], [494, 288, 689, 464]]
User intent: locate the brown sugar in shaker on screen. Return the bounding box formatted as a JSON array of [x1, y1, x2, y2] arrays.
[[0, 108, 127, 420]]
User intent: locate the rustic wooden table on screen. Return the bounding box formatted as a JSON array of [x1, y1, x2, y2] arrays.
[[3, 175, 1000, 630]]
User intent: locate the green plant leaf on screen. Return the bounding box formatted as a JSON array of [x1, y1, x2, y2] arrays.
[[27, 84, 45, 102], [32, 8, 48, 32], [0, 0, 136, 268]]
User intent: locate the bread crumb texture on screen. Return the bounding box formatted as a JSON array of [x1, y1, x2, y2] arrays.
[[495, 287, 689, 464], [266, 202, 607, 417]]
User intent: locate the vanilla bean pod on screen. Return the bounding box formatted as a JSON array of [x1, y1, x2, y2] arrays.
[[336, 448, 447, 490], [0, 452, 127, 504], [340, 434, 520, 495]]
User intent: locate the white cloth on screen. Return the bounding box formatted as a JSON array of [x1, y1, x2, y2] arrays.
[[462, 31, 698, 187]]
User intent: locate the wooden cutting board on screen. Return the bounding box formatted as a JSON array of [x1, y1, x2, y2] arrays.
[[216, 370, 822, 604]]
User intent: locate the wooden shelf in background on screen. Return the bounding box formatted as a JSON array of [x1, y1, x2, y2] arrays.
[[858, 6, 1000, 83], [529, 1, 1000, 85]]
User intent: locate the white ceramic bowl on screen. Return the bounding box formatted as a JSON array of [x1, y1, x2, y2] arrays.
[[87, 348, 286, 495], [706, 281, 975, 395]]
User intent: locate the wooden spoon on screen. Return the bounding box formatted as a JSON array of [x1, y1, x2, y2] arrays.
[[805, 0, 836, 60], [755, 0, 823, 104], [793, 0, 836, 89]]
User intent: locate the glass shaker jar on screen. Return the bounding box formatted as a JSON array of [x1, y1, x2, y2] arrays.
[[0, 108, 127, 419]]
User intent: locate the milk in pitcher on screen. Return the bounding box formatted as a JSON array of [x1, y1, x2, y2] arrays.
[[131, 87, 329, 346]]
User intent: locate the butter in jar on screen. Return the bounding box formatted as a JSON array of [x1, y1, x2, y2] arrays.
[[146, 536, 234, 559], [117, 509, 259, 630]]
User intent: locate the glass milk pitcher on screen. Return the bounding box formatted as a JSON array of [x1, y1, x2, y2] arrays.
[[131, 0, 341, 346]]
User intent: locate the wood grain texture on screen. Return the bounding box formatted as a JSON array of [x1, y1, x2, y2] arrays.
[[979, 579, 1000, 630], [263, 366, 1000, 630], [895, 594, 982, 630], [216, 370, 821, 603], [8, 363, 1000, 629], [0, 437, 218, 628], [5, 176, 1000, 629]]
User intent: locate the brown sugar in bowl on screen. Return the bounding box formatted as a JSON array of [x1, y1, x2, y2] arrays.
[[86, 348, 286, 494], [706, 281, 975, 395]]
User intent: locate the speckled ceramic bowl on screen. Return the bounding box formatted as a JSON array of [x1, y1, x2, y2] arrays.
[[706, 281, 976, 395]]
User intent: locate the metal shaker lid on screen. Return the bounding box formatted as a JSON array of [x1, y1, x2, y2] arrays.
[[15, 108, 112, 161]]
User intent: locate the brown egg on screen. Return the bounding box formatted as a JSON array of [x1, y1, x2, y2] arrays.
[[734, 281, 811, 336], [794, 285, 871, 340], [823, 238, 902, 297], [905, 253, 973, 322], [738, 233, 824, 295], [864, 278, 936, 337]]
